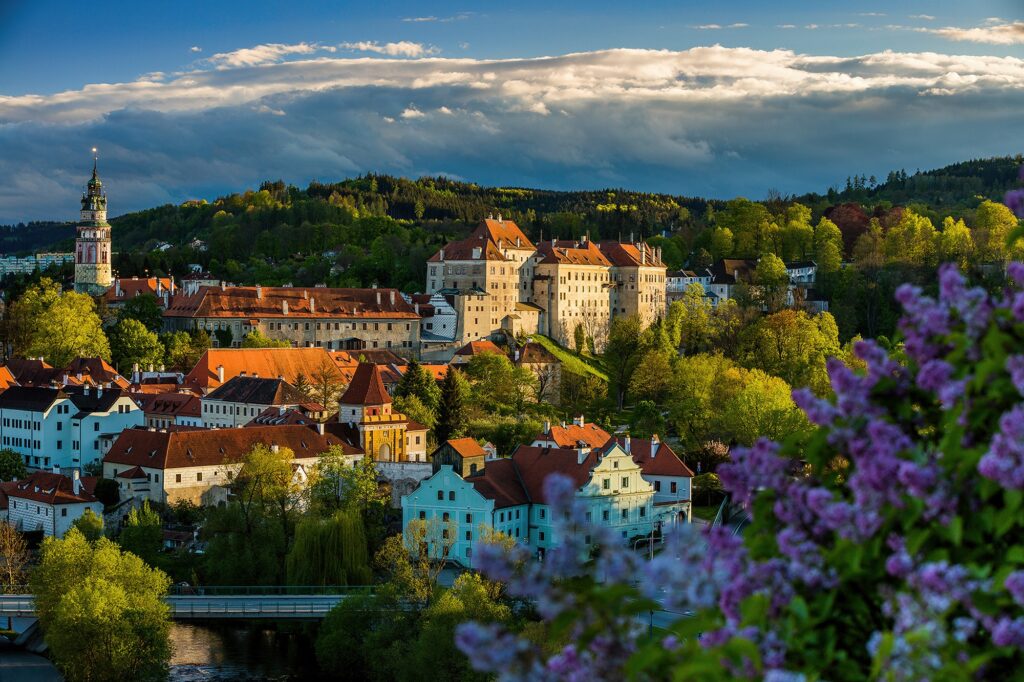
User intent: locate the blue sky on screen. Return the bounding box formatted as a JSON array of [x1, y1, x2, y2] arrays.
[[0, 0, 1022, 222]]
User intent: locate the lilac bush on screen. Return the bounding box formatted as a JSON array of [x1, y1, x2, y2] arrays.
[[455, 179, 1024, 679]]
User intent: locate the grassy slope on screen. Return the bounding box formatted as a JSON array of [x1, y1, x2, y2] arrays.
[[528, 334, 609, 381]]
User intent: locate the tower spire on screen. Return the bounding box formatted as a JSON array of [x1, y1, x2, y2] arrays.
[[92, 147, 98, 180]]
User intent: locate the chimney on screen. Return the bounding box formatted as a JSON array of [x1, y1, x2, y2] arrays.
[[96, 384, 103, 398], [472, 246, 482, 260], [216, 365, 225, 383], [310, 297, 315, 314], [581, 233, 588, 244], [270, 444, 279, 453], [282, 300, 289, 315], [439, 247, 445, 260], [574, 415, 584, 427], [516, 236, 521, 247], [543, 420, 551, 433], [514, 349, 520, 361], [52, 464, 60, 474], [414, 303, 420, 315], [303, 290, 309, 299], [256, 285, 262, 299], [651, 434, 659, 458], [497, 213, 502, 222], [148, 363, 154, 372], [159, 364, 165, 372], [624, 435, 631, 454], [221, 282, 226, 291], [72, 469, 81, 495], [157, 280, 163, 295], [83, 384, 90, 396], [239, 371, 246, 377], [390, 290, 395, 306], [76, 372, 83, 382], [316, 423, 325, 435], [376, 291, 382, 306]]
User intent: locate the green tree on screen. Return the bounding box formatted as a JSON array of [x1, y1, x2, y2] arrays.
[[117, 294, 164, 332], [241, 329, 291, 348], [309, 452, 390, 517], [72, 508, 104, 541], [0, 522, 28, 590], [738, 309, 840, 395], [883, 209, 937, 266], [286, 509, 372, 586], [436, 367, 470, 443], [937, 216, 975, 269], [714, 367, 809, 445], [604, 314, 645, 410], [118, 501, 162, 566], [573, 323, 587, 354], [375, 520, 457, 607], [669, 284, 714, 353], [628, 400, 665, 439], [7, 278, 110, 366], [464, 352, 537, 413], [110, 318, 164, 372], [395, 359, 442, 412], [628, 350, 673, 404], [31, 528, 171, 682], [159, 331, 195, 371], [708, 227, 734, 260], [394, 394, 437, 433], [972, 199, 1019, 263], [753, 253, 790, 312], [0, 448, 26, 482], [559, 371, 607, 419]]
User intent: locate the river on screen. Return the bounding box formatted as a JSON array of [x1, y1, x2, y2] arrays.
[[169, 621, 327, 681]]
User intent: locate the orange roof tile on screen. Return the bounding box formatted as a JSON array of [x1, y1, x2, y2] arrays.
[[536, 240, 612, 267], [446, 437, 487, 458], [535, 421, 612, 449], [183, 348, 344, 392], [103, 277, 174, 304], [598, 241, 665, 268], [455, 340, 503, 357]]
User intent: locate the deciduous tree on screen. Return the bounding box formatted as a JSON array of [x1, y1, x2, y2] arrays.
[[7, 278, 110, 366], [110, 318, 164, 372], [0, 448, 26, 482]]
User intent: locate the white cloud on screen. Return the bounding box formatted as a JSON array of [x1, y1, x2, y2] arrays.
[[805, 24, 819, 30], [190, 46, 202, 53], [909, 14, 936, 21], [402, 13, 471, 23], [777, 24, 796, 29], [859, 13, 886, 17], [923, 21, 1024, 45], [339, 41, 437, 57], [402, 16, 437, 22], [205, 42, 324, 68], [694, 23, 748, 30], [2, 46, 1023, 221]]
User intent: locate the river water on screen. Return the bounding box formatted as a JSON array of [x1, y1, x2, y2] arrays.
[[169, 622, 328, 681]]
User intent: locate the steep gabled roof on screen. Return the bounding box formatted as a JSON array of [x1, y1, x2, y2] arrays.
[[534, 421, 612, 450], [65, 357, 130, 389], [455, 340, 503, 357], [511, 445, 597, 503], [137, 392, 202, 418], [467, 458, 530, 509], [338, 363, 390, 406], [446, 437, 487, 458], [103, 277, 173, 304], [473, 218, 534, 251], [602, 437, 694, 478], [515, 342, 558, 365], [0, 386, 62, 412], [536, 240, 612, 267]]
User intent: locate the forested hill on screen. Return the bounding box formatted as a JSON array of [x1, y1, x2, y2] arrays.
[[798, 155, 1024, 210]]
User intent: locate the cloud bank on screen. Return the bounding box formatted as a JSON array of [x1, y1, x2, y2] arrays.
[[1, 46, 1022, 222]]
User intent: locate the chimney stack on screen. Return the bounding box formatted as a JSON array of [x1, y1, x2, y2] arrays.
[[256, 285, 262, 299], [376, 291, 382, 306], [216, 365, 225, 383], [414, 303, 420, 315], [574, 415, 584, 427], [624, 435, 631, 454], [651, 434, 659, 458], [309, 297, 315, 314], [96, 384, 103, 398], [390, 290, 396, 306], [543, 420, 551, 433], [282, 300, 289, 315], [72, 469, 81, 495]]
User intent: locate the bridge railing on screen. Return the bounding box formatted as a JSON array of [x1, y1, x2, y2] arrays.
[[166, 585, 377, 597]]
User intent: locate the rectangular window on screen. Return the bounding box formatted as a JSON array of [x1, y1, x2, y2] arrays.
[[437, 490, 444, 500], [621, 508, 629, 519], [448, 490, 455, 501], [654, 480, 661, 492], [61, 508, 67, 517], [443, 512, 450, 521], [539, 509, 546, 519], [419, 511, 426, 520], [176, 474, 181, 483], [602, 510, 609, 521], [602, 479, 610, 490], [670, 481, 677, 493], [465, 530, 472, 541], [622, 477, 629, 488], [640, 507, 646, 517], [515, 509, 520, 519], [94, 422, 99, 431], [465, 513, 472, 523], [196, 472, 203, 481]]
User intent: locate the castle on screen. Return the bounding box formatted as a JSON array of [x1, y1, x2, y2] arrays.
[[426, 217, 666, 347], [74, 155, 113, 296]]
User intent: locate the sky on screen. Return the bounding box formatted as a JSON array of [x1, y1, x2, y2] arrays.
[[0, 0, 1022, 223]]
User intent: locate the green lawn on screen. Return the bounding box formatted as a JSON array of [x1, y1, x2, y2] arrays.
[[528, 334, 609, 381], [691, 505, 719, 522]]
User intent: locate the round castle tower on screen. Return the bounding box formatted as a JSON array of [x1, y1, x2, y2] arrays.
[[74, 153, 113, 296]]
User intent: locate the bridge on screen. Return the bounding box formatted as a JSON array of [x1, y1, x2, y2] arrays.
[[0, 586, 374, 621]]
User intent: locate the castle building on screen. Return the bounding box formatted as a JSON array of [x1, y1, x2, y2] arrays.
[[74, 157, 113, 296], [427, 217, 666, 348]]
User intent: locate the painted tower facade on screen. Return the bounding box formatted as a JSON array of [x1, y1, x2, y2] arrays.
[[74, 158, 113, 295]]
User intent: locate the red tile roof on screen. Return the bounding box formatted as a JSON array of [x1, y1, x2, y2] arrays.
[[474, 218, 534, 251], [103, 425, 342, 470], [8, 471, 99, 505], [511, 446, 598, 503], [137, 391, 202, 418], [0, 366, 16, 391], [115, 465, 149, 479], [164, 285, 418, 320], [598, 241, 664, 268], [535, 421, 612, 449], [514, 342, 558, 365], [65, 357, 130, 389], [103, 277, 174, 304], [536, 240, 611, 267], [338, 363, 390, 406], [455, 340, 503, 357], [428, 218, 534, 264], [467, 458, 530, 509], [183, 348, 345, 392]]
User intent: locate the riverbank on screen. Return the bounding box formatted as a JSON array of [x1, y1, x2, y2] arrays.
[[0, 638, 61, 681], [170, 621, 326, 681]]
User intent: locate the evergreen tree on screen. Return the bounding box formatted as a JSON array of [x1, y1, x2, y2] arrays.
[[435, 367, 469, 443], [395, 359, 441, 412]]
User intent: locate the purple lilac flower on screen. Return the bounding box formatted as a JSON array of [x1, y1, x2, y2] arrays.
[[1004, 571, 1024, 607], [1006, 189, 1024, 219], [1007, 355, 1024, 396], [978, 405, 1024, 489], [791, 387, 837, 427], [992, 617, 1024, 647]]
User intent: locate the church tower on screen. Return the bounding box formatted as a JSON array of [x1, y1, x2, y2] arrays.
[[74, 152, 113, 295]]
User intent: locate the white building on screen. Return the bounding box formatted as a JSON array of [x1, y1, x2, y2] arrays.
[[0, 385, 143, 472], [5, 470, 102, 537], [103, 424, 351, 506], [201, 376, 312, 428], [402, 439, 690, 565]]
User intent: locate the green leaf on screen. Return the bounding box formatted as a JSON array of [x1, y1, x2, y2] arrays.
[[870, 632, 895, 679], [949, 516, 963, 546]]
